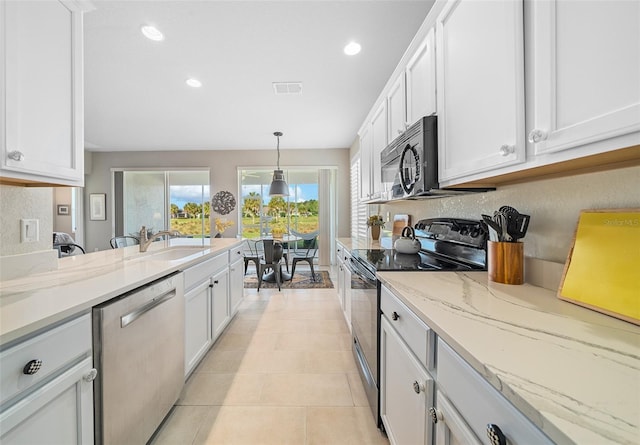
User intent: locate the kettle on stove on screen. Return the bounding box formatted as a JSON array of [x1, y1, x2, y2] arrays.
[[394, 226, 421, 254]]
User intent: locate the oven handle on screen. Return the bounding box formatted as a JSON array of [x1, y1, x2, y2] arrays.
[[348, 257, 377, 284]]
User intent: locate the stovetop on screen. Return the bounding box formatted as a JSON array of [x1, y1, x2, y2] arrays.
[[351, 218, 488, 273]]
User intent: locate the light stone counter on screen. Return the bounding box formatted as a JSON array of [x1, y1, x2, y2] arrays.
[[0, 238, 243, 346], [336, 236, 391, 251], [377, 271, 639, 445]]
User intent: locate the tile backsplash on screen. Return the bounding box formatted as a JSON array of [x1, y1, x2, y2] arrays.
[[379, 164, 640, 263]]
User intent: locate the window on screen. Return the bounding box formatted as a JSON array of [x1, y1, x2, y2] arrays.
[[351, 155, 367, 239], [239, 168, 320, 238], [113, 169, 210, 239]]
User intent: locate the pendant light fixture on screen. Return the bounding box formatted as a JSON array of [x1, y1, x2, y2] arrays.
[[269, 131, 289, 196]]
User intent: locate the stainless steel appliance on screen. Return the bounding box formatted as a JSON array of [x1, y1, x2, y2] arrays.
[[380, 116, 438, 200], [93, 273, 185, 445], [349, 218, 488, 428]]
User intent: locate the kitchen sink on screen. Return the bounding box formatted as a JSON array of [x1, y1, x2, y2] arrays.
[[126, 246, 208, 262]]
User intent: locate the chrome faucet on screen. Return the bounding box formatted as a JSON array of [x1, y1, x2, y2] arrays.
[[139, 226, 181, 252]]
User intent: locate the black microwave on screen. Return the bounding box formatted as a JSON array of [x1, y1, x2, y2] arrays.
[[380, 116, 438, 199]]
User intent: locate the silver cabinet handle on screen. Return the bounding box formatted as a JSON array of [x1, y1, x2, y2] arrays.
[[528, 129, 547, 143], [8, 150, 25, 161], [83, 368, 98, 382], [428, 407, 441, 424], [499, 145, 515, 156], [23, 359, 43, 375], [413, 380, 425, 394], [487, 424, 507, 445]]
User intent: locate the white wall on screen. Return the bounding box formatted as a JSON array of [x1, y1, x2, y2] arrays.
[[376, 164, 640, 263], [83, 148, 351, 252]]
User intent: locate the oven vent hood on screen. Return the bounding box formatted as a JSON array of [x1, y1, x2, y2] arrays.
[[362, 187, 495, 204]]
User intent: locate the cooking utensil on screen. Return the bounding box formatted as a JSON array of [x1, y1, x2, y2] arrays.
[[481, 214, 501, 242], [498, 206, 530, 241], [493, 210, 512, 242]]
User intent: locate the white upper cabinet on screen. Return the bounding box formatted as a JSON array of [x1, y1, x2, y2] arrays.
[[406, 28, 437, 127], [528, 0, 640, 155], [370, 102, 388, 197], [387, 75, 407, 144], [1, 0, 90, 186], [358, 124, 372, 201], [436, 0, 525, 184], [386, 28, 437, 147]]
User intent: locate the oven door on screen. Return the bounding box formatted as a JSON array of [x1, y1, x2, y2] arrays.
[[348, 257, 381, 426]]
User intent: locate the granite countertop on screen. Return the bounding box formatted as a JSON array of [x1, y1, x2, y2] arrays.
[[0, 238, 243, 346], [377, 271, 639, 445]]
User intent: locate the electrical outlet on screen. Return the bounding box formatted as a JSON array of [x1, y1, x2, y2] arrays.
[[20, 219, 39, 243]]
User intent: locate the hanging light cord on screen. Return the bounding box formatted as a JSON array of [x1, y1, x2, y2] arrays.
[[274, 131, 283, 170]]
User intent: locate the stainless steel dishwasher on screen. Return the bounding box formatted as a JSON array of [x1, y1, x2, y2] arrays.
[[92, 272, 185, 445]]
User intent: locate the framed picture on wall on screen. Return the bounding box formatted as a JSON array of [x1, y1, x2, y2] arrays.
[[57, 204, 70, 215], [90, 193, 106, 221]]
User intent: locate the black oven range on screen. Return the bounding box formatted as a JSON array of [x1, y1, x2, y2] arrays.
[[347, 218, 488, 429]]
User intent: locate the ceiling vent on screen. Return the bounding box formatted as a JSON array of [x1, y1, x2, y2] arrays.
[[273, 82, 303, 95]]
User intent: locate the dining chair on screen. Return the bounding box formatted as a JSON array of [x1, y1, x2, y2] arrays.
[[109, 236, 140, 249], [53, 232, 85, 257], [257, 239, 284, 292], [243, 239, 262, 274], [289, 231, 319, 281]]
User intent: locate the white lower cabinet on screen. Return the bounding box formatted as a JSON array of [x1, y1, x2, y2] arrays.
[[336, 242, 352, 331], [432, 390, 482, 445], [184, 248, 242, 377], [0, 314, 95, 444], [184, 280, 212, 376], [436, 339, 553, 445], [211, 267, 230, 340], [229, 250, 244, 317], [380, 316, 434, 445]]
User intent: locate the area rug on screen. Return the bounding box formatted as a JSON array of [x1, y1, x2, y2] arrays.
[[244, 270, 334, 289]]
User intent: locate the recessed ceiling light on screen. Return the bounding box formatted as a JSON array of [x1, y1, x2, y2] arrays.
[[344, 41, 361, 56], [141, 25, 164, 42], [186, 78, 202, 88]]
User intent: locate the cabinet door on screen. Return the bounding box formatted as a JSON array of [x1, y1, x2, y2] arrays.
[[380, 316, 433, 445], [387, 74, 407, 143], [343, 263, 352, 333], [433, 391, 482, 445], [436, 0, 525, 183], [529, 0, 640, 155], [211, 268, 230, 340], [1, 0, 85, 186], [229, 258, 244, 316], [406, 28, 436, 126], [359, 125, 372, 201], [337, 260, 345, 309], [184, 280, 212, 376], [370, 102, 388, 197], [0, 357, 94, 444]]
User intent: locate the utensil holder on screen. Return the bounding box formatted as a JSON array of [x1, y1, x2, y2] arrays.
[[488, 241, 524, 285]]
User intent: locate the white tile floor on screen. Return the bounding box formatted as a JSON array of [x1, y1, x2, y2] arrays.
[[151, 267, 389, 445]]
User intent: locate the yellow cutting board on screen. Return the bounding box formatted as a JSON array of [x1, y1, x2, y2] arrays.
[[558, 209, 640, 325]]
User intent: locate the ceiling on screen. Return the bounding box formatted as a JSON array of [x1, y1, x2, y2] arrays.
[[83, 0, 434, 152]]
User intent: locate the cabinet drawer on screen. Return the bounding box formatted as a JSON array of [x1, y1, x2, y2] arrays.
[[437, 339, 553, 445], [229, 246, 243, 264], [183, 253, 226, 290], [0, 313, 92, 406], [380, 285, 434, 370]]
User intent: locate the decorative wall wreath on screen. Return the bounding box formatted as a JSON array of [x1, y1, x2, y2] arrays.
[[211, 190, 236, 215]]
